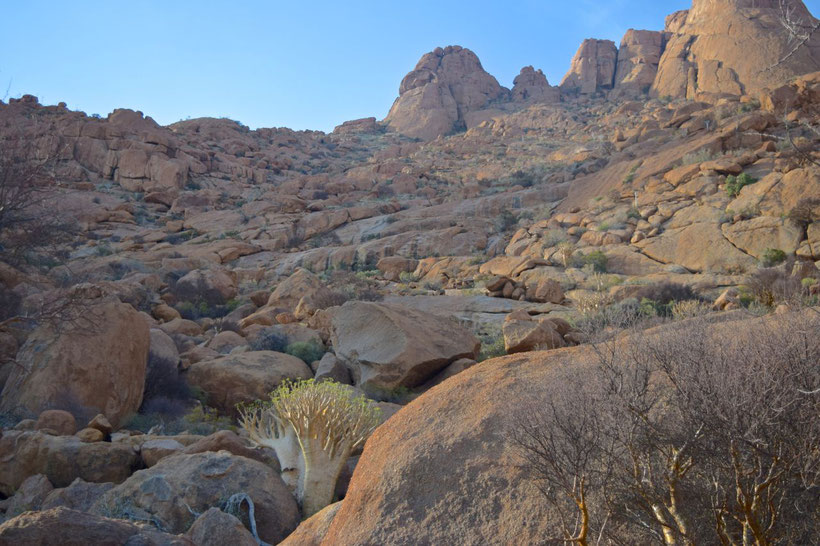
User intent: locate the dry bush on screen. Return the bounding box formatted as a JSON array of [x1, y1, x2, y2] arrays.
[[513, 312, 820, 544], [746, 264, 808, 307]]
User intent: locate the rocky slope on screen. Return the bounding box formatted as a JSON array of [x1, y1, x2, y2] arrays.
[[1, 0, 819, 544]]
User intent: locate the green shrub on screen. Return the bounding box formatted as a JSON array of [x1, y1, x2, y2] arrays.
[[286, 341, 325, 364], [582, 251, 608, 273], [760, 248, 787, 267], [398, 271, 416, 284], [725, 173, 757, 197], [477, 327, 506, 362]]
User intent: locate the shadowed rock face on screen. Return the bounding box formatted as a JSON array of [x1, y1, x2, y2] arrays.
[[613, 29, 665, 97], [384, 46, 507, 140], [652, 0, 820, 98]]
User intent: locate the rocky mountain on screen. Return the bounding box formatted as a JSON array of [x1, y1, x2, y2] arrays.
[[1, 0, 819, 544]]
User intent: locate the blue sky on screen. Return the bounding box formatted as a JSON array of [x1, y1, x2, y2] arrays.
[[1, 1, 818, 132]]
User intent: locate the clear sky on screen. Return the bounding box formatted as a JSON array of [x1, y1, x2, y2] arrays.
[[1, 0, 818, 132]]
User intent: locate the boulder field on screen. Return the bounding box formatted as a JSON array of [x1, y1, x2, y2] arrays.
[[0, 0, 819, 543]]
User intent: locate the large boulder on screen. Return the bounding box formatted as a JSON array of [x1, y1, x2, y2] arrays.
[[322, 349, 586, 544], [384, 45, 507, 140], [502, 317, 567, 354], [173, 268, 237, 306], [186, 351, 313, 414], [560, 39, 618, 94], [279, 502, 342, 546], [186, 507, 257, 546], [266, 268, 337, 313], [0, 507, 189, 545], [0, 294, 149, 428], [93, 451, 300, 544], [652, 0, 820, 99], [0, 431, 140, 497], [330, 302, 480, 394]]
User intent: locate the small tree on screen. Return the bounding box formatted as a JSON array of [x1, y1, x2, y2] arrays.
[[239, 379, 381, 516]]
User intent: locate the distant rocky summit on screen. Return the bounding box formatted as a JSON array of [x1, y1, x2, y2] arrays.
[[385, 0, 820, 140], [384, 45, 508, 140]]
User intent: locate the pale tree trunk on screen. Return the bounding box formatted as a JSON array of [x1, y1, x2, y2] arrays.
[[258, 426, 304, 495], [299, 437, 351, 517]]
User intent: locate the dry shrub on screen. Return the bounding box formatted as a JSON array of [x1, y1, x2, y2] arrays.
[[513, 311, 820, 544]]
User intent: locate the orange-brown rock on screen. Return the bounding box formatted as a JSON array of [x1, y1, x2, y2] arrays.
[[0, 431, 140, 496], [652, 0, 820, 99], [560, 39, 618, 94], [0, 295, 149, 428], [186, 351, 313, 414], [614, 29, 665, 97], [511, 66, 560, 102], [385, 46, 507, 140], [35, 410, 77, 436]]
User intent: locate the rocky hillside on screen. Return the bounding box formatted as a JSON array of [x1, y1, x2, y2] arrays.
[[1, 0, 819, 544]]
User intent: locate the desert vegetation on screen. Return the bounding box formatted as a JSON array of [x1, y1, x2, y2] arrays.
[[513, 311, 820, 545]]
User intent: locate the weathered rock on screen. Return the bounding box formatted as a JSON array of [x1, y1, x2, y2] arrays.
[[75, 428, 104, 443], [87, 414, 113, 436], [35, 410, 77, 436], [511, 66, 560, 102], [186, 507, 258, 546], [182, 430, 274, 466], [140, 438, 185, 467], [314, 352, 352, 385], [0, 507, 189, 545], [279, 502, 342, 546], [330, 302, 480, 394], [0, 296, 149, 428], [186, 351, 312, 414], [721, 216, 803, 259], [266, 268, 336, 312], [652, 0, 820, 99], [0, 431, 140, 496], [174, 268, 237, 305], [4, 474, 53, 517], [560, 39, 618, 94], [377, 256, 419, 282], [614, 29, 664, 96], [503, 318, 567, 353], [41, 478, 115, 513], [635, 222, 757, 273], [385, 45, 507, 140], [93, 451, 300, 544]]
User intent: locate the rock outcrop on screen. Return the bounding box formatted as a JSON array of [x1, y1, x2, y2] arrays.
[[385, 46, 507, 140], [613, 29, 665, 97], [652, 0, 820, 99], [560, 39, 618, 94], [511, 66, 560, 102]]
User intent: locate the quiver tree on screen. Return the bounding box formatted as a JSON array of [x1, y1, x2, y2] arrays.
[[239, 379, 381, 516]]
